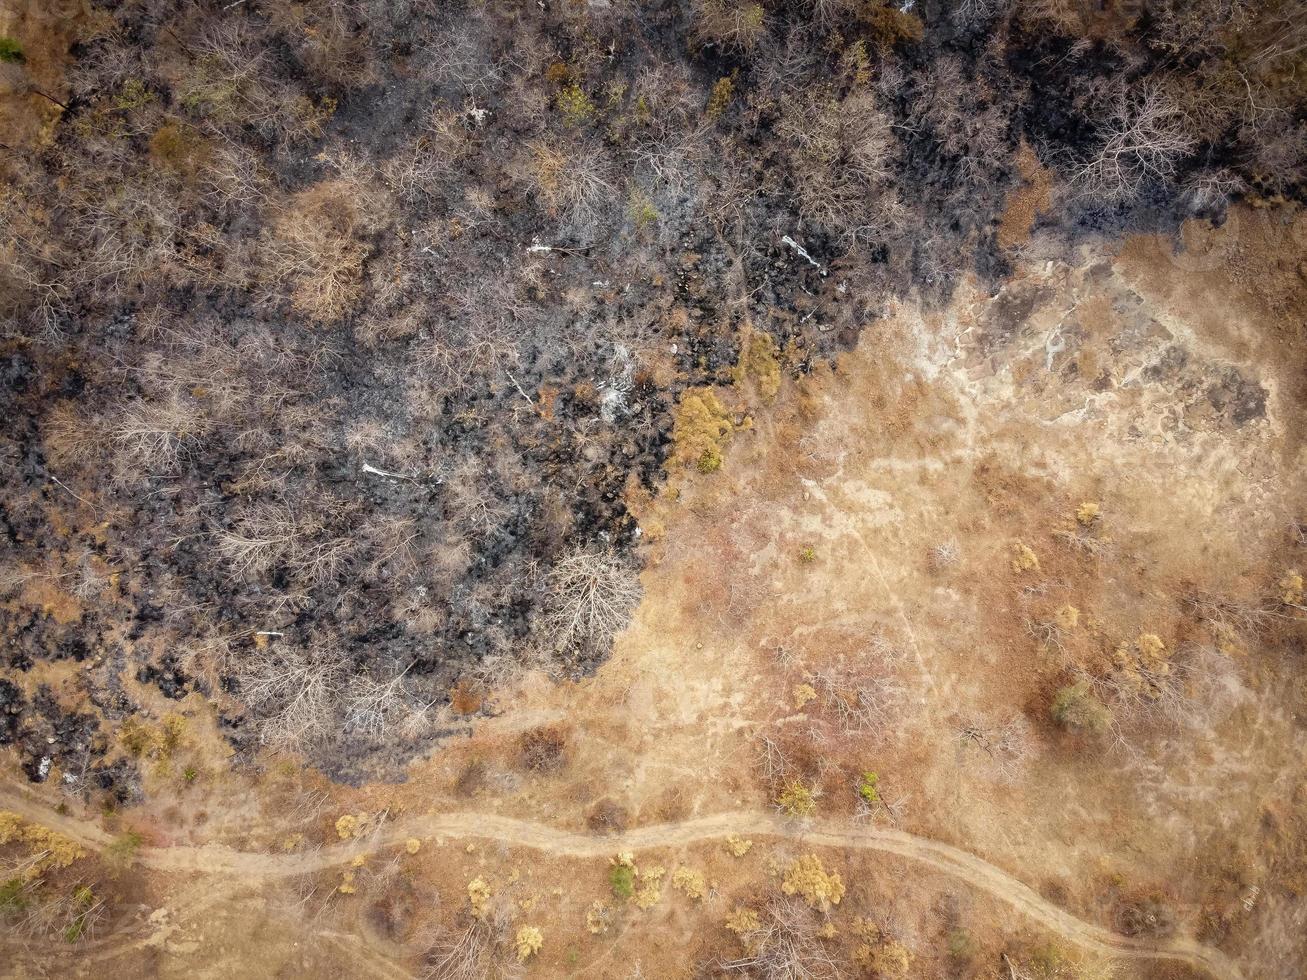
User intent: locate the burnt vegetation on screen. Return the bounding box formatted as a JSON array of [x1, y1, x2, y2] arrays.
[[2, 0, 1305, 788]]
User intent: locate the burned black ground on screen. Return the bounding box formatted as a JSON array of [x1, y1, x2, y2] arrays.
[[1, 0, 1304, 790]]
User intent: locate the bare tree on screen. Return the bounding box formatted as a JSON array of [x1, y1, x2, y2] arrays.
[[928, 539, 961, 572], [724, 897, 842, 980], [1072, 81, 1198, 204], [261, 180, 382, 321], [692, 0, 768, 54], [955, 713, 1033, 781], [214, 503, 355, 585], [778, 88, 904, 243], [111, 395, 212, 474], [540, 547, 642, 654], [525, 141, 616, 241], [343, 662, 424, 739], [422, 905, 521, 980], [951, 0, 1006, 29], [757, 731, 799, 787], [238, 644, 347, 748], [811, 657, 907, 736]]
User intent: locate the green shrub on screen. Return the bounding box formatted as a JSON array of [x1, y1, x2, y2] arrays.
[[63, 888, 97, 943], [946, 928, 974, 962], [0, 37, 23, 64], [609, 863, 636, 899], [858, 771, 880, 805], [629, 191, 658, 230], [0, 877, 27, 915], [556, 83, 596, 125], [797, 546, 817, 564], [776, 781, 816, 817], [733, 332, 781, 400], [112, 78, 155, 112], [697, 447, 723, 474], [106, 830, 143, 870], [1050, 680, 1111, 733]]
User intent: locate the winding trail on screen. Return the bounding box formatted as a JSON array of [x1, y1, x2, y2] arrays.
[[1, 785, 1241, 980]]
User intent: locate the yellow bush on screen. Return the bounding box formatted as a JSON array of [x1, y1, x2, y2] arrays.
[[725, 905, 760, 937], [1, 813, 87, 878], [733, 331, 781, 401], [586, 900, 611, 934], [1280, 570, 1303, 605], [515, 925, 543, 960], [782, 854, 845, 911], [855, 921, 913, 978], [707, 76, 735, 119], [467, 876, 492, 918], [335, 814, 359, 839], [725, 834, 753, 857], [1112, 632, 1172, 699], [672, 389, 733, 474], [1010, 541, 1041, 573], [671, 866, 706, 900]]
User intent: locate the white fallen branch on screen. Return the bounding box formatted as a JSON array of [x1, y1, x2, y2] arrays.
[[362, 462, 411, 480], [781, 235, 827, 275]]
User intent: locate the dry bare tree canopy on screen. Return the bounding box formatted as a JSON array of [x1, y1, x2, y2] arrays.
[[1, 0, 1304, 793]]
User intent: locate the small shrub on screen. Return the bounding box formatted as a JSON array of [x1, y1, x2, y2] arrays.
[[106, 831, 143, 870], [776, 781, 817, 817], [947, 927, 975, 962], [707, 76, 735, 118], [610, 863, 636, 899], [672, 389, 733, 474], [697, 447, 723, 473], [0, 877, 28, 914], [857, 3, 925, 49], [149, 122, 211, 171], [797, 546, 817, 564], [858, 771, 880, 805], [544, 61, 573, 85], [556, 83, 596, 125], [118, 718, 156, 758], [519, 725, 569, 772], [840, 39, 872, 86], [0, 36, 23, 64], [1050, 680, 1111, 733], [628, 190, 658, 229], [692, 0, 766, 53], [587, 798, 629, 835]]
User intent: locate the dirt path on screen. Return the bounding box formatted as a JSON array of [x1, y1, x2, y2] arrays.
[[1, 785, 1242, 980]]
